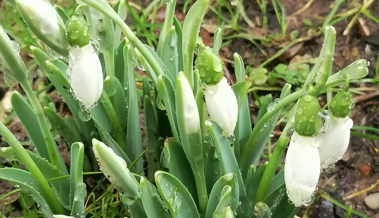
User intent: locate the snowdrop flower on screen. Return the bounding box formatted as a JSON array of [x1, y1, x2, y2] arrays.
[[196, 46, 238, 137], [204, 78, 238, 137], [67, 44, 103, 111], [67, 15, 103, 111], [284, 132, 321, 207], [16, 0, 68, 55], [285, 94, 322, 207], [318, 90, 354, 169]]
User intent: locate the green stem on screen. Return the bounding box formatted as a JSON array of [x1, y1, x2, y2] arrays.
[[100, 91, 126, 150], [20, 81, 62, 172], [81, 0, 164, 76], [255, 127, 290, 202], [192, 166, 208, 218], [0, 122, 63, 214], [156, 0, 177, 55], [103, 49, 115, 77]]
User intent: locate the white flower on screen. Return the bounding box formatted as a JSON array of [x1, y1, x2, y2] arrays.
[[204, 77, 238, 137], [318, 116, 353, 169], [177, 72, 200, 134], [16, 0, 60, 38], [284, 132, 321, 207], [67, 44, 103, 110]]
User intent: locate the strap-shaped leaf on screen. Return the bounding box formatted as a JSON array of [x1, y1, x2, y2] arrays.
[[205, 120, 246, 197], [161, 138, 198, 204], [11, 92, 67, 174], [44, 107, 80, 147], [70, 142, 86, 217], [140, 177, 170, 218], [0, 168, 53, 217], [124, 44, 143, 173], [155, 171, 199, 218], [161, 27, 179, 83], [206, 173, 238, 218]]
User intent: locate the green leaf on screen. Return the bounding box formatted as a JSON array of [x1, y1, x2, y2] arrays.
[[271, 194, 299, 218], [157, 74, 179, 139], [64, 116, 83, 143], [205, 120, 246, 197], [206, 173, 238, 218], [44, 107, 80, 147], [54, 6, 70, 25], [11, 92, 68, 174], [263, 170, 285, 210], [213, 28, 222, 55], [161, 139, 198, 204], [106, 76, 128, 129], [173, 17, 183, 72], [161, 27, 179, 83], [115, 39, 127, 87], [45, 60, 71, 89], [205, 146, 224, 194], [182, 0, 209, 87], [0, 148, 70, 209], [140, 177, 171, 218], [124, 44, 143, 173], [11, 92, 49, 161], [70, 142, 86, 218], [0, 168, 53, 217], [155, 171, 199, 218]]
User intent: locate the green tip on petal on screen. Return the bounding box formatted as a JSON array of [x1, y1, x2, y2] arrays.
[[294, 95, 322, 137], [67, 15, 90, 47], [330, 91, 352, 118], [196, 46, 224, 85]]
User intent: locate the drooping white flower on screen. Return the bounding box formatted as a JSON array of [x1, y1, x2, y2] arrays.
[[204, 77, 238, 137], [67, 44, 103, 110], [16, 0, 60, 38], [318, 116, 353, 169], [284, 132, 321, 207]]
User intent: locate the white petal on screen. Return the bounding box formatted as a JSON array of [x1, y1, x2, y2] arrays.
[[177, 72, 200, 134], [68, 44, 103, 110], [285, 132, 321, 207], [318, 116, 353, 169], [204, 78, 238, 136], [16, 0, 60, 38]]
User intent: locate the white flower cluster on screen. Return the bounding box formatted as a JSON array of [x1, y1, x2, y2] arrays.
[[284, 114, 353, 207]]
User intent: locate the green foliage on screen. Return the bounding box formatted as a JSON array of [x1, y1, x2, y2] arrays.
[[0, 0, 371, 217]]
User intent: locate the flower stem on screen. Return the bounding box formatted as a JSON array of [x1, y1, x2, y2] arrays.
[[100, 91, 126, 151], [81, 0, 164, 77], [192, 165, 208, 217], [20, 80, 64, 173], [0, 122, 64, 214], [255, 126, 291, 202]]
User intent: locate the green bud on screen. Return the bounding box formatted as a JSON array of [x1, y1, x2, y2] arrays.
[[330, 91, 352, 118], [67, 15, 90, 47], [196, 46, 224, 85], [294, 95, 322, 137]]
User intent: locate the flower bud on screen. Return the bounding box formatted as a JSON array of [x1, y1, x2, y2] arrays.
[[67, 44, 103, 110], [16, 0, 68, 55], [204, 77, 238, 137], [0, 25, 28, 83], [284, 132, 321, 207], [196, 46, 224, 85], [330, 91, 352, 118], [294, 95, 321, 137], [318, 116, 353, 169], [67, 15, 90, 47], [176, 72, 200, 134], [92, 139, 140, 201]]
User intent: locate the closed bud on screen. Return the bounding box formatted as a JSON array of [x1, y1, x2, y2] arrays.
[[294, 95, 321, 137], [67, 15, 90, 47], [0, 25, 28, 83], [330, 91, 352, 118], [204, 77, 238, 137], [67, 44, 103, 111], [196, 46, 224, 85], [16, 0, 68, 55], [92, 139, 140, 201]]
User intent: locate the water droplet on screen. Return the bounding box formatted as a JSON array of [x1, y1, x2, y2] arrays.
[[349, 101, 355, 109], [331, 100, 336, 107], [12, 41, 20, 53], [227, 134, 235, 144], [69, 45, 82, 60], [296, 107, 304, 115], [325, 164, 334, 173], [303, 95, 313, 102], [78, 110, 91, 122]]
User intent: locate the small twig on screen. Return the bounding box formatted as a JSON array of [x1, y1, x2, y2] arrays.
[[343, 179, 379, 200]]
